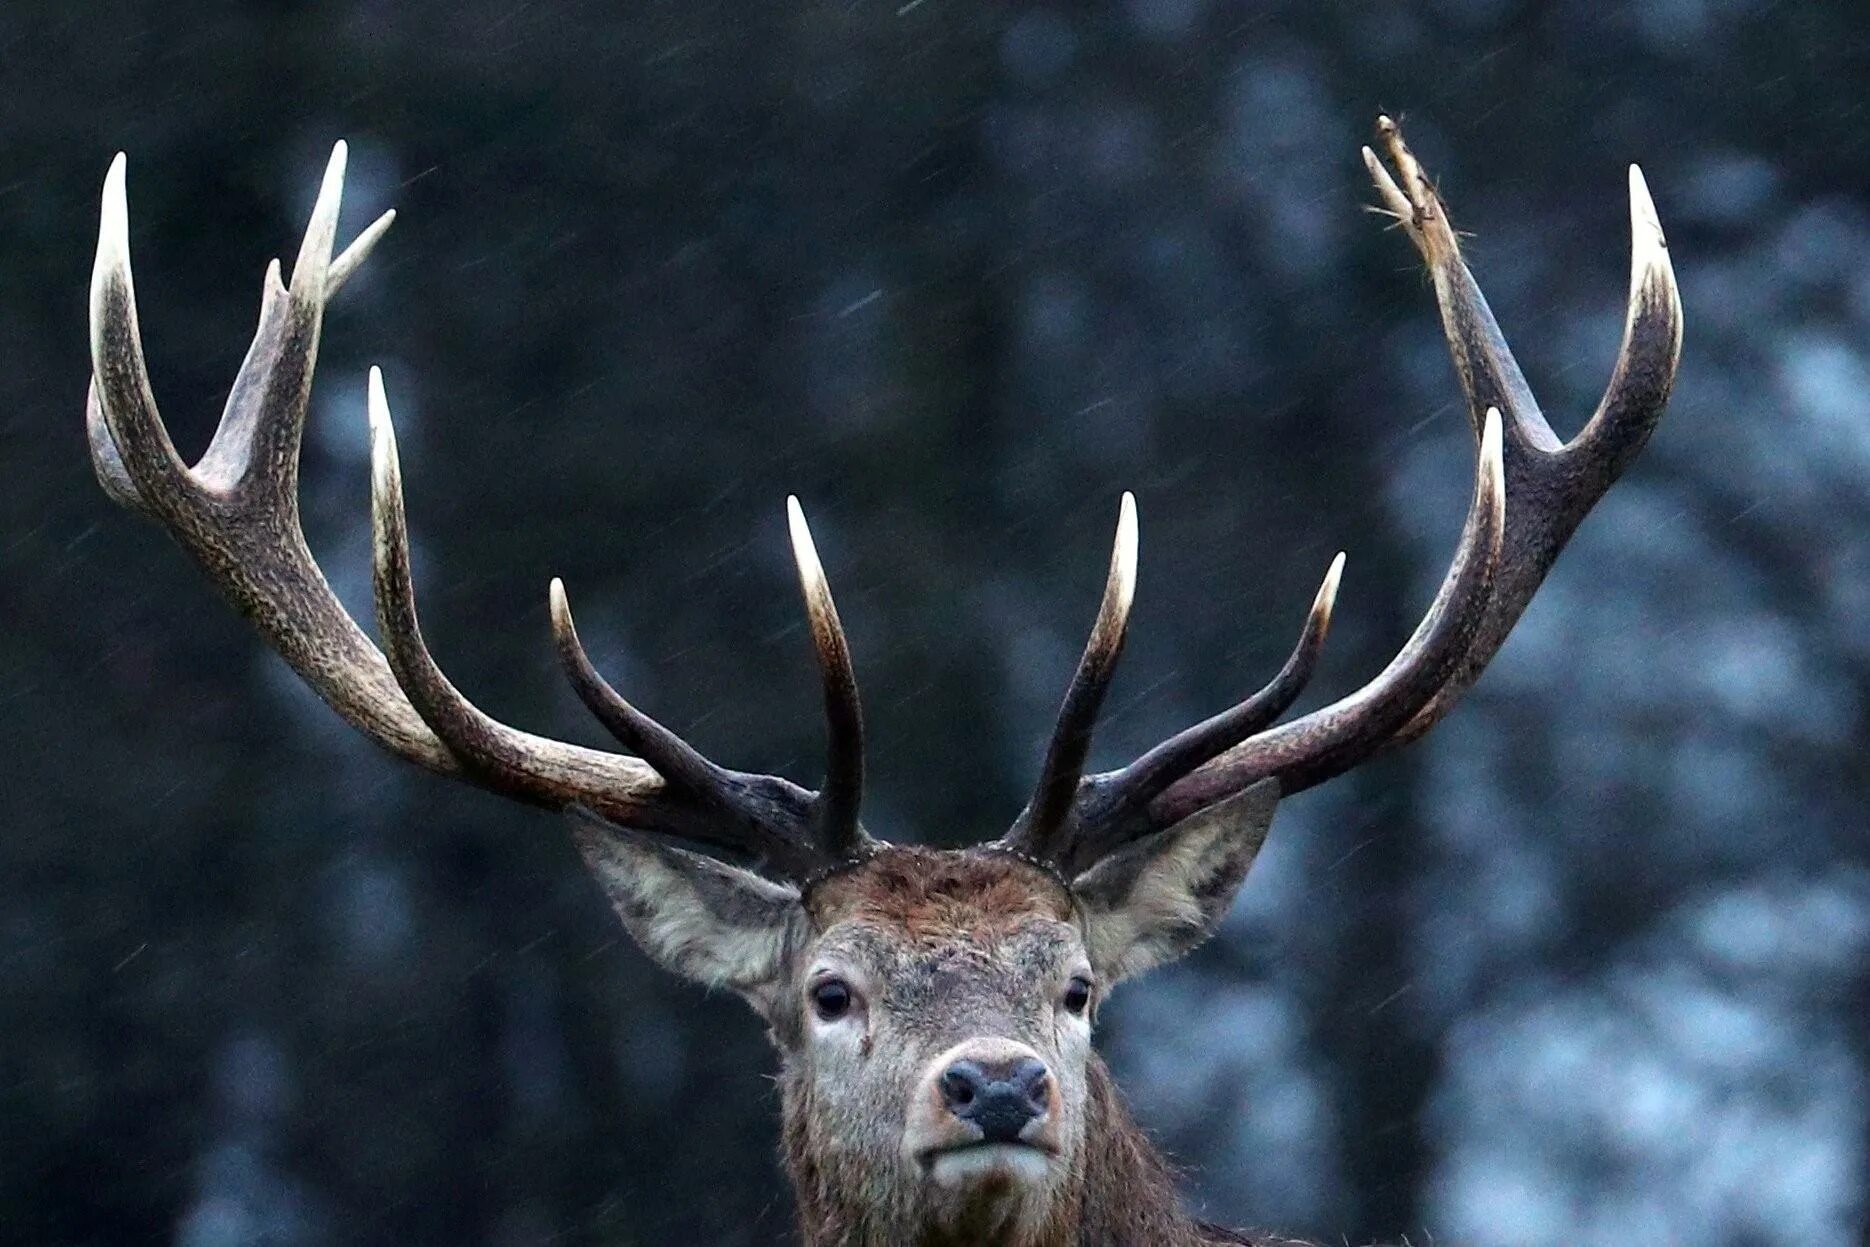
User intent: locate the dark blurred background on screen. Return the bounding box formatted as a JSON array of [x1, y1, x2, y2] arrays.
[[5, 2, 1869, 1244]]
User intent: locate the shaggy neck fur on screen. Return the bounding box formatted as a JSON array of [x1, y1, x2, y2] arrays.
[[781, 1052, 1314, 1247]]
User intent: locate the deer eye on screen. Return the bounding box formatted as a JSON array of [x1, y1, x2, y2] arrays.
[[1062, 976, 1093, 1016], [810, 978, 854, 1022]]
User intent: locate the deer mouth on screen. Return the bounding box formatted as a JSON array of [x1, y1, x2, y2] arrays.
[[919, 1140, 1057, 1189]]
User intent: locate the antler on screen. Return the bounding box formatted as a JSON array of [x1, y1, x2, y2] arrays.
[[89, 120, 1680, 889], [1003, 116, 1682, 878], [87, 141, 876, 884]]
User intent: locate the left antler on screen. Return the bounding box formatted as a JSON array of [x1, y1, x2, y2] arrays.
[[87, 141, 876, 883], [1002, 116, 1682, 879]]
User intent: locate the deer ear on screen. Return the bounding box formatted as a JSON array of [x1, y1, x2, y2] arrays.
[[570, 810, 806, 1008], [1068, 779, 1280, 985]]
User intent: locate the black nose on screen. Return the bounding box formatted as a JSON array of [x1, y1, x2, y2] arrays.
[[938, 1057, 1052, 1143]]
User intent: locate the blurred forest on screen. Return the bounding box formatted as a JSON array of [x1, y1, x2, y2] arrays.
[[4, 1, 1870, 1244]]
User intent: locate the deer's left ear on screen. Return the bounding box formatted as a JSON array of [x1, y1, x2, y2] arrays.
[[1069, 779, 1280, 985], [571, 810, 806, 1013]]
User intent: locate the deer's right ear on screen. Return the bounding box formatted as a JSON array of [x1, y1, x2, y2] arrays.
[[1068, 779, 1280, 985], [570, 810, 806, 1008]]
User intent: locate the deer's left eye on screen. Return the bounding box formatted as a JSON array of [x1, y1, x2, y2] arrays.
[[1062, 976, 1093, 1016], [811, 978, 854, 1021]]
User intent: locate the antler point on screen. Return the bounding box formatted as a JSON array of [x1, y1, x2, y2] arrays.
[[291, 141, 349, 296], [1627, 163, 1669, 260], [1312, 552, 1346, 632], [97, 155, 130, 261], [366, 368, 400, 483], [1112, 493, 1139, 611], [548, 576, 576, 638], [786, 497, 824, 586]]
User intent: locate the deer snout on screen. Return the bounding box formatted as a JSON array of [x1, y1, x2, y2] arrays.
[[905, 1038, 1062, 1187], [939, 1056, 1051, 1144]]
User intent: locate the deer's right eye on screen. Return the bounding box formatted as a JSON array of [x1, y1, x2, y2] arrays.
[[810, 978, 854, 1021]]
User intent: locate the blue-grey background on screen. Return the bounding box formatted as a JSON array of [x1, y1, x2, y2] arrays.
[[4, 2, 1868, 1244]]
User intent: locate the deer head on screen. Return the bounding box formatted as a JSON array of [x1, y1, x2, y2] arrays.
[[86, 117, 1681, 1246]]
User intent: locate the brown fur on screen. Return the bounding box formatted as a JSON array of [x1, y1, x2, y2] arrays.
[[783, 1052, 1315, 1246], [580, 824, 1324, 1244], [807, 847, 1072, 938], [779, 848, 1315, 1247]]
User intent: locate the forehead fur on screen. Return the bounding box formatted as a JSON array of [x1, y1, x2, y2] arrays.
[[806, 846, 1070, 940]]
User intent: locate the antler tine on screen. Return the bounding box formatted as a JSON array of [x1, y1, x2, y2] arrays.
[[1086, 552, 1342, 824], [85, 155, 167, 513], [1363, 116, 1682, 471], [366, 367, 563, 799], [1568, 164, 1683, 465], [366, 373, 828, 876], [786, 497, 873, 859], [91, 142, 399, 517], [1362, 117, 1552, 452], [1012, 552, 1342, 879], [195, 142, 347, 502], [329, 207, 397, 296], [1004, 493, 1139, 863], [83, 155, 159, 516], [1154, 410, 1506, 825], [549, 578, 734, 800], [90, 153, 197, 515], [1357, 116, 1682, 754]]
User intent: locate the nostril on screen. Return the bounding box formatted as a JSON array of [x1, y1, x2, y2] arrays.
[[940, 1061, 986, 1114], [1011, 1057, 1052, 1113]]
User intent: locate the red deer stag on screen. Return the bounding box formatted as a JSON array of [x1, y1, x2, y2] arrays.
[[87, 118, 1681, 1246]]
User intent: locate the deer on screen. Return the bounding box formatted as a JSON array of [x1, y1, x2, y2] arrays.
[[85, 117, 1681, 1246]]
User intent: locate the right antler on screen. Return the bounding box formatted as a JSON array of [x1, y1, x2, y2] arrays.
[[87, 142, 874, 884], [1002, 116, 1681, 879]]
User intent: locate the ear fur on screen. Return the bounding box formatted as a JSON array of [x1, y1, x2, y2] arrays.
[[569, 809, 805, 1009], [1069, 779, 1280, 985]]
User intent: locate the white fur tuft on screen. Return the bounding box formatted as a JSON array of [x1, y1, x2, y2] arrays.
[[929, 1145, 1053, 1191]]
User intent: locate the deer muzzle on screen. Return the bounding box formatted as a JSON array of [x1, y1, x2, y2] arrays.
[[904, 1037, 1062, 1190]]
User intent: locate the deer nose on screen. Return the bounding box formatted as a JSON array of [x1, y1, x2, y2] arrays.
[[938, 1056, 1052, 1143]]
